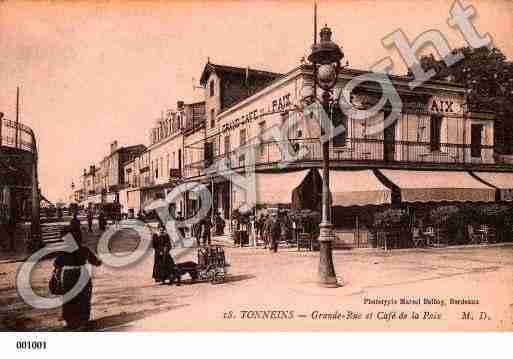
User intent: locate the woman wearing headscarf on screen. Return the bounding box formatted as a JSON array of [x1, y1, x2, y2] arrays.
[[152, 226, 174, 284], [53, 226, 102, 329]]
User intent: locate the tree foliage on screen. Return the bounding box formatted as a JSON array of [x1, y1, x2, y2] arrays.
[[412, 46, 513, 153]]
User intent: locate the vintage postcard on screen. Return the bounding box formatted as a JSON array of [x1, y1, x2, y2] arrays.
[[1, 0, 513, 338]]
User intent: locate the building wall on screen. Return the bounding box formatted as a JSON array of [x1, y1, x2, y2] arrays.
[[146, 133, 183, 186], [211, 69, 495, 168], [205, 72, 221, 140], [215, 72, 302, 163]]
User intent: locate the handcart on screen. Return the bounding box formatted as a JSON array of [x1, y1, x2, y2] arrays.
[[170, 245, 229, 285], [196, 245, 229, 284]]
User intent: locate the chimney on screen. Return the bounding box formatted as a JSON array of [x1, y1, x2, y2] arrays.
[[90, 165, 95, 175], [111, 140, 118, 154], [177, 101, 184, 110]]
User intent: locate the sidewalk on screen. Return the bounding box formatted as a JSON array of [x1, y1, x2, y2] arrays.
[[118, 243, 513, 331]]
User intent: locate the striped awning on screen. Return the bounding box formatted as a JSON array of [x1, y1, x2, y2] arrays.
[[472, 172, 513, 201], [328, 169, 392, 207], [379, 169, 495, 203], [231, 170, 312, 208], [254, 170, 311, 205]]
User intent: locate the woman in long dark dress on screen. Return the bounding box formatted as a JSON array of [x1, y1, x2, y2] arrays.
[[152, 229, 174, 284], [53, 227, 102, 329]]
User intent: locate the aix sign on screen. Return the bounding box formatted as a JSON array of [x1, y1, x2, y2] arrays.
[[428, 96, 461, 115]]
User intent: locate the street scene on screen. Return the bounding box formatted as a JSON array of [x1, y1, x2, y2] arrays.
[[1, 224, 513, 331], [1, 0, 513, 333]]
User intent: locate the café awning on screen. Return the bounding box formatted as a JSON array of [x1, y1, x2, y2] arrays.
[[472, 171, 513, 201], [253, 170, 311, 205], [379, 169, 495, 203], [328, 169, 392, 206]]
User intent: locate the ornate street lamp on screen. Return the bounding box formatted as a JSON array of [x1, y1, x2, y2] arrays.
[[307, 25, 344, 287]]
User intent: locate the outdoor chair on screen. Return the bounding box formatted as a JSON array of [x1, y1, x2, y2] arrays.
[[468, 224, 484, 245], [411, 227, 428, 248], [297, 232, 313, 251]]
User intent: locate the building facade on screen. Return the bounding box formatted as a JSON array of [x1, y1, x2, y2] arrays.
[[0, 114, 36, 248], [178, 62, 511, 247], [112, 58, 512, 248], [79, 142, 145, 212]]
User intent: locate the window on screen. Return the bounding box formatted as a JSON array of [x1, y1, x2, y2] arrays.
[[224, 135, 231, 154], [224, 135, 231, 165], [240, 128, 247, 146], [166, 154, 170, 176], [210, 80, 215, 97], [471, 124, 483, 158], [210, 108, 215, 128], [430, 115, 442, 151], [258, 121, 266, 155], [331, 105, 347, 147], [204, 142, 214, 167]]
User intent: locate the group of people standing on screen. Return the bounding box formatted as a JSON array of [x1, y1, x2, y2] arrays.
[[85, 208, 107, 233], [192, 215, 213, 246], [254, 213, 286, 252]]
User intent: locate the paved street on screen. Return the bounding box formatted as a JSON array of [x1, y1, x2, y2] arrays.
[[1, 226, 512, 331]]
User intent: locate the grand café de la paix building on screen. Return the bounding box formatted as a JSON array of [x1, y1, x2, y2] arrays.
[[121, 58, 513, 249]]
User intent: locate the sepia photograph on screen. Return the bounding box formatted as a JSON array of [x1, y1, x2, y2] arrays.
[[1, 0, 513, 348]]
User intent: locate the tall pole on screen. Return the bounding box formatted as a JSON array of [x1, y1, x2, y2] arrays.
[[0, 112, 3, 147], [310, 23, 342, 288], [318, 90, 337, 287], [15, 87, 20, 148], [30, 131, 41, 251], [313, 1, 318, 101]]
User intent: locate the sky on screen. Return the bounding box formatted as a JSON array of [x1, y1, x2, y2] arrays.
[[1, 0, 512, 203]]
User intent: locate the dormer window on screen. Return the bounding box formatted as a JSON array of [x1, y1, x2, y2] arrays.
[[210, 108, 215, 128], [210, 80, 215, 97]]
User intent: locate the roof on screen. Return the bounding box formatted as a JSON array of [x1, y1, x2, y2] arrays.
[[118, 144, 146, 153], [199, 61, 283, 85]]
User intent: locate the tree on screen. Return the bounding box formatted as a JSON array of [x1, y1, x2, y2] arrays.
[[411, 46, 513, 153]]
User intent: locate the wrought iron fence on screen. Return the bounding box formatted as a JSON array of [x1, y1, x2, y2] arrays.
[[183, 137, 496, 178]]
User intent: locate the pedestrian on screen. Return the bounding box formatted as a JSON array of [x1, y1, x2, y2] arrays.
[[70, 211, 83, 244], [264, 215, 273, 249], [52, 226, 102, 329], [218, 213, 226, 235], [192, 221, 201, 247], [151, 226, 174, 285], [213, 211, 223, 235], [201, 215, 212, 246], [255, 215, 264, 244], [98, 210, 106, 232], [270, 215, 281, 253], [87, 209, 93, 233]]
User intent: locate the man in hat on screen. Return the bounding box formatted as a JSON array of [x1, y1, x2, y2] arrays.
[[270, 213, 281, 253]]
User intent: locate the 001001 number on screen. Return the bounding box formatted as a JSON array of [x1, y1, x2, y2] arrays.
[[16, 341, 47, 350]]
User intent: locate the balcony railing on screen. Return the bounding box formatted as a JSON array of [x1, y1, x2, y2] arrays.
[[169, 168, 181, 180], [0, 118, 36, 153], [182, 117, 206, 133], [183, 138, 496, 178]]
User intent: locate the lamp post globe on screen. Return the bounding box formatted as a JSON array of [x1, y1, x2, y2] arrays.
[[308, 25, 344, 288]]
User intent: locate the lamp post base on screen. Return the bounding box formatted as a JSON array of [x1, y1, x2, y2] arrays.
[[318, 221, 339, 288]]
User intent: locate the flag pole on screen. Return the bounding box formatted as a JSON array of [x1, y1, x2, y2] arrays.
[[313, 1, 318, 101], [15, 86, 20, 148]]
